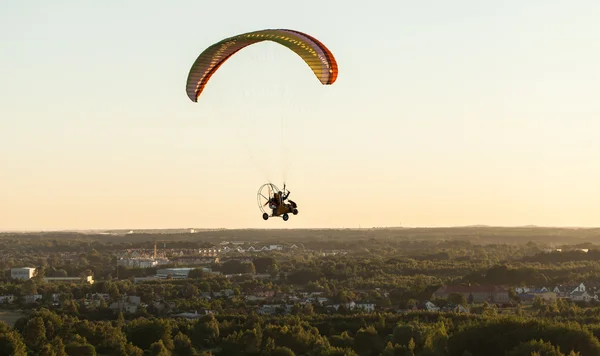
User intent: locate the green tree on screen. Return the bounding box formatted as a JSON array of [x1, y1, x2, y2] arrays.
[[507, 339, 564, 356], [271, 346, 296, 356], [51, 338, 67, 356], [0, 322, 27, 356], [65, 341, 97, 356], [533, 296, 544, 310], [447, 293, 468, 307], [353, 325, 384, 356], [191, 314, 220, 349], [23, 316, 47, 351], [149, 340, 170, 356], [253, 257, 278, 274], [173, 332, 198, 356]]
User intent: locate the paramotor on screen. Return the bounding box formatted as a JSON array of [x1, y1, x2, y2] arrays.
[[257, 183, 298, 221]]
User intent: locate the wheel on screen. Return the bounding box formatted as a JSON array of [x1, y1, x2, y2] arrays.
[[282, 213, 289, 221], [257, 183, 281, 218], [262, 213, 269, 220], [292, 209, 298, 215]]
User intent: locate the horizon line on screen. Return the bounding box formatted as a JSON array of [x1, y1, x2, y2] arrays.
[[1, 224, 600, 233]]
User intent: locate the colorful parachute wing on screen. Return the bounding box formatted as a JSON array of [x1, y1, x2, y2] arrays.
[[185, 29, 338, 102]]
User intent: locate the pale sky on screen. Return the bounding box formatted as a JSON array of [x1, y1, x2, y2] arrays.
[[1, 0, 599, 230]]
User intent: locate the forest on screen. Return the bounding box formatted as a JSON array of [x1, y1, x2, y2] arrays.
[[1, 227, 600, 355]]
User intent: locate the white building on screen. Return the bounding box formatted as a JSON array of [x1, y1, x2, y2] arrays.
[[571, 291, 594, 302], [118, 258, 158, 268], [0, 295, 15, 304], [24, 294, 42, 303], [356, 303, 376, 312], [424, 301, 440, 312], [11, 267, 36, 280]]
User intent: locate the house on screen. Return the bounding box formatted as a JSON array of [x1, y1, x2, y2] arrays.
[[86, 293, 110, 302], [211, 289, 234, 298], [519, 291, 557, 304], [433, 285, 509, 303], [24, 294, 42, 304], [515, 286, 549, 294], [441, 304, 470, 313], [117, 258, 158, 268], [454, 305, 470, 313], [152, 300, 175, 313], [252, 288, 275, 298], [109, 296, 141, 314], [356, 303, 376, 312], [570, 291, 594, 302], [258, 304, 292, 315], [424, 301, 440, 311], [328, 301, 357, 311], [0, 295, 15, 304], [315, 297, 329, 305], [553, 283, 585, 297]]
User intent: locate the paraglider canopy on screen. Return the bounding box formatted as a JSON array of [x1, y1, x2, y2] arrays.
[[186, 28, 339, 102]]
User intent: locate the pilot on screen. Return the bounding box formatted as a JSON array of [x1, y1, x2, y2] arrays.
[[270, 192, 280, 215]]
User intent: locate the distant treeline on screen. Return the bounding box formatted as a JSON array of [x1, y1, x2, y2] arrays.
[[2, 227, 600, 246]]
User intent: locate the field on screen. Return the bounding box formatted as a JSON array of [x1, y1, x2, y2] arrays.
[[0, 310, 24, 327]]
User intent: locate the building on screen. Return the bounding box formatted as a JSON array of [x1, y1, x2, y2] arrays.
[[117, 258, 158, 268], [424, 301, 440, 311], [156, 268, 194, 279], [519, 291, 557, 304], [570, 291, 594, 302], [133, 276, 160, 284], [0, 295, 15, 304], [515, 286, 549, 294], [534, 291, 558, 303], [553, 283, 585, 297], [169, 256, 218, 265], [356, 303, 376, 312], [110, 296, 141, 314], [44, 276, 94, 284], [11, 267, 36, 280], [433, 285, 510, 303], [24, 294, 42, 304]]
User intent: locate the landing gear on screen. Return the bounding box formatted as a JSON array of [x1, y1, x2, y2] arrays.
[[292, 209, 298, 215], [282, 213, 289, 221], [262, 213, 269, 220]]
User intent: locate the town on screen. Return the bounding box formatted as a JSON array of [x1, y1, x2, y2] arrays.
[[1, 227, 600, 355]]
